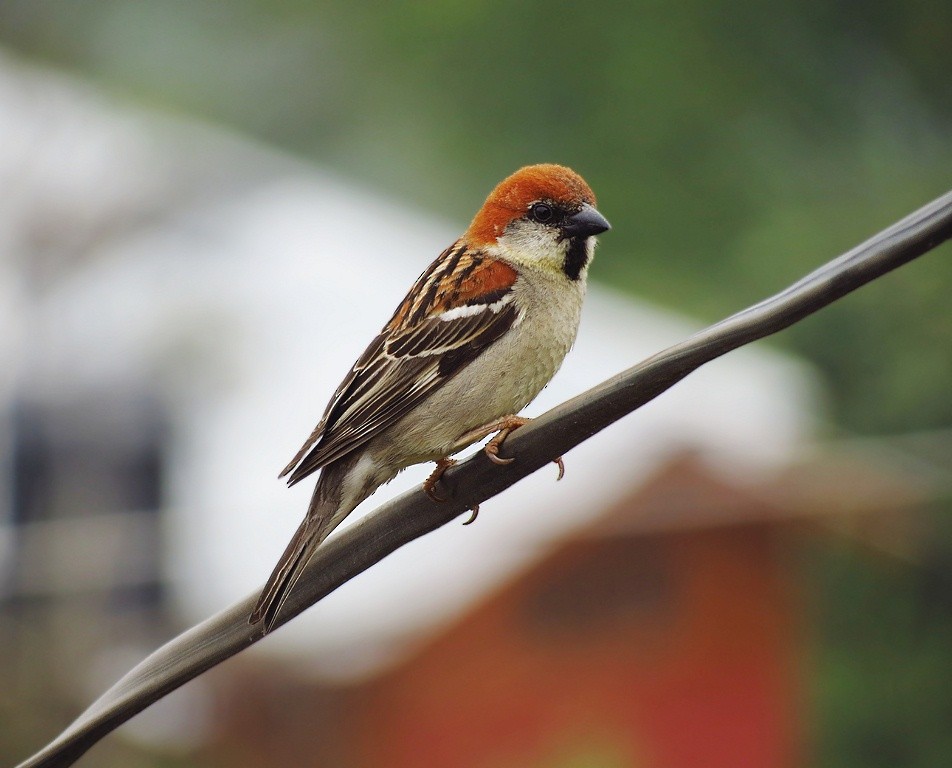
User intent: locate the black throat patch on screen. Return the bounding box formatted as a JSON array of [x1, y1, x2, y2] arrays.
[[562, 237, 589, 281]]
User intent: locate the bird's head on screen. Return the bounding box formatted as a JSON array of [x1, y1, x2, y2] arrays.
[[465, 163, 610, 281]]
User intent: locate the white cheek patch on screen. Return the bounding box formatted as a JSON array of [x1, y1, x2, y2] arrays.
[[496, 223, 568, 271]]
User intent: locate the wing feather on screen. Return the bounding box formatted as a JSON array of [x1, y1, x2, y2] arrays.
[[282, 252, 519, 486]]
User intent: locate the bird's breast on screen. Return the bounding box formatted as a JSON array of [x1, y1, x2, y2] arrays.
[[377, 274, 585, 466]]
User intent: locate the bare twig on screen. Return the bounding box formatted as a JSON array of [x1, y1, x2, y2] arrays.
[[17, 188, 952, 768]]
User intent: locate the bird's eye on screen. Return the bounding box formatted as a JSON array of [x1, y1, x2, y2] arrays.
[[529, 202, 555, 224]]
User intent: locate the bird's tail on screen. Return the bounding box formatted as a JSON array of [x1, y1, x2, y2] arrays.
[[249, 513, 327, 632], [250, 453, 378, 633], [249, 471, 344, 632]]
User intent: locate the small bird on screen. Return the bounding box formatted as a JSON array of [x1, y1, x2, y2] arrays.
[[250, 164, 610, 632]]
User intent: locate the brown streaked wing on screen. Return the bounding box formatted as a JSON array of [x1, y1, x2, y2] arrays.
[[283, 301, 519, 486], [278, 334, 386, 479]]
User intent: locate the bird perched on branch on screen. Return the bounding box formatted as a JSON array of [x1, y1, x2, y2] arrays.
[[250, 163, 610, 633]]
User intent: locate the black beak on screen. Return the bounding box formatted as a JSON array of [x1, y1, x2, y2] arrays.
[[561, 203, 611, 238]]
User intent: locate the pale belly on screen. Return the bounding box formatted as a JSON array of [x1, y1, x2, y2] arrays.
[[371, 275, 584, 468]]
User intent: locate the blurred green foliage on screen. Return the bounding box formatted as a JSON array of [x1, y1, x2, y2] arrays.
[[1, 2, 950, 766]]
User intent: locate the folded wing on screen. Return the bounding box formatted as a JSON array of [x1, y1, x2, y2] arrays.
[[281, 247, 520, 486]]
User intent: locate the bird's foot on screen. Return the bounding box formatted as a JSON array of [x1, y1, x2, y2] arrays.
[[424, 457, 481, 525], [423, 457, 457, 502], [457, 415, 565, 479], [481, 415, 530, 465]]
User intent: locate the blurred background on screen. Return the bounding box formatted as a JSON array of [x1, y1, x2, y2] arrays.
[[1, 1, 951, 766]]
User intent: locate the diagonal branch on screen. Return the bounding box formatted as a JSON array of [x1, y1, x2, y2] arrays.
[[17, 188, 952, 768]]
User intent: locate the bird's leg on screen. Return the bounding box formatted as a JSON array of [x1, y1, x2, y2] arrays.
[[424, 457, 481, 525], [433, 415, 563, 527], [423, 457, 457, 502], [456, 415, 565, 479], [482, 416, 530, 465]]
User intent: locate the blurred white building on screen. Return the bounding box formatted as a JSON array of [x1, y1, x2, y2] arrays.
[[0, 48, 817, 692]]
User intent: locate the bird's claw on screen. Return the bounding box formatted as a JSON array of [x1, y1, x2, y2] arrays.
[[439, 416, 563, 527], [480, 417, 565, 479], [481, 416, 530, 465], [484, 444, 516, 465], [424, 458, 479, 525], [423, 457, 457, 502]]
